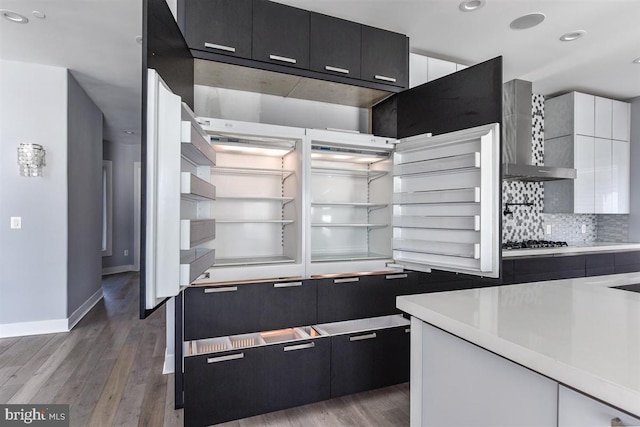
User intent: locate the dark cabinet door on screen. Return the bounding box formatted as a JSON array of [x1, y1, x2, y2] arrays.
[[512, 255, 586, 283], [252, 0, 309, 69], [586, 253, 615, 276], [310, 13, 361, 78], [183, 0, 252, 58], [316, 275, 391, 323], [375, 326, 410, 388], [184, 280, 316, 341], [184, 347, 266, 427], [361, 25, 409, 88], [263, 337, 331, 412], [614, 251, 640, 273], [330, 330, 378, 397]]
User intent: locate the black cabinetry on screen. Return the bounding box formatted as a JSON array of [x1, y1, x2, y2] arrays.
[[184, 280, 317, 340], [252, 0, 310, 69], [310, 13, 361, 78], [183, 0, 252, 58], [330, 325, 409, 398], [512, 255, 586, 283], [184, 347, 266, 427], [361, 25, 409, 88], [263, 337, 331, 412], [586, 253, 615, 276]]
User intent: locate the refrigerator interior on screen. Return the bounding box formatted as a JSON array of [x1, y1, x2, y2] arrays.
[[308, 140, 393, 274], [204, 128, 304, 275]]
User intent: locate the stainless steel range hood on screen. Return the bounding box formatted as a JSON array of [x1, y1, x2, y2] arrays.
[[502, 79, 576, 182]]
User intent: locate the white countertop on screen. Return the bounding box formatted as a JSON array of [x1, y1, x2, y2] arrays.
[[397, 273, 640, 416], [502, 242, 640, 258]]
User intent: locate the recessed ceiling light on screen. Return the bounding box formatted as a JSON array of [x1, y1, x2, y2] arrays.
[[459, 0, 485, 12], [560, 30, 586, 42], [124, 130, 136, 135], [31, 10, 46, 19], [510, 13, 546, 30], [633, 57, 640, 64], [1, 9, 29, 23]]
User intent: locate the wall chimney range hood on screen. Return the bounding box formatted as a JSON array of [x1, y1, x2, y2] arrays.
[[502, 79, 576, 182]]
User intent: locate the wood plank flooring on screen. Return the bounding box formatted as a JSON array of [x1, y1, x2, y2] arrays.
[[0, 272, 410, 427]]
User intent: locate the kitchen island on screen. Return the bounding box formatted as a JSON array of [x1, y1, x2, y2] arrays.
[[397, 273, 640, 427]]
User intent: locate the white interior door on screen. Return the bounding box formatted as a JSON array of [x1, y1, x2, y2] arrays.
[[392, 123, 501, 278]]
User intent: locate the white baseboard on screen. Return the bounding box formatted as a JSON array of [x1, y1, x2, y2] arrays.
[[68, 287, 104, 330], [102, 264, 135, 276], [163, 348, 175, 374], [0, 319, 68, 338]]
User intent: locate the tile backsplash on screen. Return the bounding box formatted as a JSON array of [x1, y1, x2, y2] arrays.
[[501, 94, 629, 243]]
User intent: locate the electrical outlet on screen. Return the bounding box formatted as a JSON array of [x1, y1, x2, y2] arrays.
[[581, 224, 586, 234], [124, 249, 129, 256], [10, 217, 21, 229], [546, 224, 552, 235]]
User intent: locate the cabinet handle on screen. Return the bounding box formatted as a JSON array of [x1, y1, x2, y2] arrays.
[[325, 65, 349, 74], [273, 281, 303, 288], [611, 418, 624, 427], [374, 74, 397, 83], [283, 342, 315, 352], [405, 328, 411, 333], [334, 277, 359, 284], [386, 273, 408, 280], [204, 286, 238, 293], [269, 54, 297, 64], [204, 42, 236, 53], [350, 332, 377, 342], [207, 352, 244, 364]]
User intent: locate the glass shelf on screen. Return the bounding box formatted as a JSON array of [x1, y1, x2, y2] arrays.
[[217, 219, 295, 225], [311, 202, 387, 210], [214, 256, 296, 267], [311, 252, 391, 263], [311, 166, 387, 181], [311, 223, 387, 229], [217, 196, 294, 205], [212, 166, 294, 180]]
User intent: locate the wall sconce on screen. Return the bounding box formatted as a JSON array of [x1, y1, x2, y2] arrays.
[[17, 143, 46, 177]]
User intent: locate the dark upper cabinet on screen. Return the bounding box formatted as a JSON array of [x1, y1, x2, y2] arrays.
[[361, 25, 409, 88], [252, 0, 310, 69], [310, 13, 361, 79], [183, 0, 252, 58]]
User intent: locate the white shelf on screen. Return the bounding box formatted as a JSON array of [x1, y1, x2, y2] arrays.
[[311, 202, 387, 209], [217, 196, 294, 205], [180, 248, 216, 286], [311, 166, 387, 181], [212, 166, 294, 180], [214, 256, 296, 267], [311, 223, 387, 229], [181, 172, 216, 201], [311, 252, 391, 263], [217, 219, 294, 225], [181, 121, 216, 166]]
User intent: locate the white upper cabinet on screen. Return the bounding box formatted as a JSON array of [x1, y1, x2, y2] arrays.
[[612, 100, 631, 141], [573, 135, 595, 214], [593, 138, 612, 213], [409, 53, 466, 88], [574, 92, 595, 136], [594, 96, 612, 139], [611, 140, 630, 213]]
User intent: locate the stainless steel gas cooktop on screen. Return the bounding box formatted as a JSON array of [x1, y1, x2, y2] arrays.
[[502, 240, 569, 250]]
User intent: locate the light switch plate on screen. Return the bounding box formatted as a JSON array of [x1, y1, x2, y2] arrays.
[[10, 217, 21, 229], [545, 224, 552, 235]]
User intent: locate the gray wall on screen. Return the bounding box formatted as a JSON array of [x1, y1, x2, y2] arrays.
[[67, 72, 103, 316], [102, 140, 141, 269], [628, 97, 640, 241], [0, 60, 68, 324]]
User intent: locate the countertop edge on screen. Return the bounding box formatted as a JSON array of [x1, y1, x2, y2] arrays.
[[502, 243, 640, 258]]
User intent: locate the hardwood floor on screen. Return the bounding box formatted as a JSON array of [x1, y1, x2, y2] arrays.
[[0, 273, 410, 427]]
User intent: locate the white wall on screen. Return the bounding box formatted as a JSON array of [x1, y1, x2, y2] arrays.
[[0, 60, 104, 336], [628, 97, 640, 242], [0, 60, 69, 327]]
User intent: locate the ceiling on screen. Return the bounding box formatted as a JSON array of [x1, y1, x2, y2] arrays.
[[1, 0, 639, 145]]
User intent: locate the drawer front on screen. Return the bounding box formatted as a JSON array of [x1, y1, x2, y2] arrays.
[[513, 256, 586, 283], [263, 337, 331, 412], [330, 330, 378, 397], [184, 280, 316, 340], [614, 250, 640, 273], [585, 253, 615, 276], [374, 326, 411, 388], [184, 347, 266, 427]]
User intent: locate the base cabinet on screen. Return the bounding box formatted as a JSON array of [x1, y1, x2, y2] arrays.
[[558, 385, 640, 427]]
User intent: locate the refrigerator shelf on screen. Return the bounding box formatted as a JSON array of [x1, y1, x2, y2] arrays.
[[216, 219, 295, 225], [180, 248, 216, 286], [214, 256, 296, 267], [212, 166, 294, 180], [311, 166, 387, 181], [216, 196, 294, 204], [180, 219, 216, 250], [311, 252, 391, 263], [181, 172, 216, 201], [181, 121, 216, 166], [311, 202, 387, 210], [311, 223, 387, 229]]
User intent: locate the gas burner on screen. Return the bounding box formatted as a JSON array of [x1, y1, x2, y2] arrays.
[[502, 240, 568, 250]]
